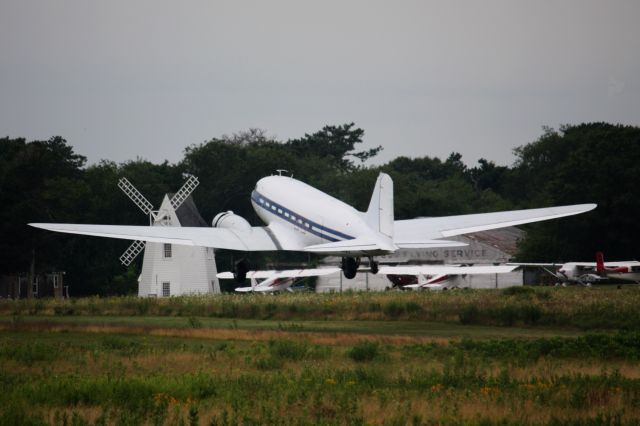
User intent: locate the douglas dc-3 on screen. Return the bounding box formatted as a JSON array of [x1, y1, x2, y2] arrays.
[[30, 172, 596, 282]]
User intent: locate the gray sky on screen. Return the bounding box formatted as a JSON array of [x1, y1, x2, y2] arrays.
[[1, 0, 639, 166]]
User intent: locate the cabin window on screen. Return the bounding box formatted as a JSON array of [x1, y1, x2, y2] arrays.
[[162, 282, 170, 297], [163, 243, 172, 258], [53, 275, 59, 288]]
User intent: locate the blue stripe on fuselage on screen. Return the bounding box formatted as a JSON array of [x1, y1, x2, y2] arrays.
[[251, 190, 354, 242]]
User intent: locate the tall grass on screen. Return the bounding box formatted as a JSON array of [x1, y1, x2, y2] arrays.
[[2, 326, 640, 425], [2, 286, 640, 329]]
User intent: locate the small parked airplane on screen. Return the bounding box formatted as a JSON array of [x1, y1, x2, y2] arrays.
[[219, 264, 517, 292], [217, 267, 340, 293], [30, 171, 596, 281], [379, 264, 518, 290], [509, 252, 640, 285]]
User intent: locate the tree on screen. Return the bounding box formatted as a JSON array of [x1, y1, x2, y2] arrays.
[[513, 123, 640, 261], [285, 123, 382, 171]]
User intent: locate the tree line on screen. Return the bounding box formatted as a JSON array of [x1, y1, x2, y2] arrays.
[[1, 122, 638, 295]]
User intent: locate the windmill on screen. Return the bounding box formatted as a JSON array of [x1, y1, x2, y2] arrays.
[[118, 175, 199, 266], [117, 176, 220, 297]]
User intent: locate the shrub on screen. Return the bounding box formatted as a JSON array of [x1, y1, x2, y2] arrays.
[[405, 301, 422, 315], [268, 339, 308, 360], [255, 357, 284, 370], [501, 286, 535, 297], [459, 305, 480, 325], [187, 316, 202, 328], [522, 305, 542, 325], [497, 305, 519, 326], [347, 341, 380, 362], [383, 301, 405, 319]]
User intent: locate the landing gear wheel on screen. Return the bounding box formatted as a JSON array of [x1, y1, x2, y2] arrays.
[[341, 257, 360, 279], [234, 258, 250, 283], [369, 257, 379, 274]]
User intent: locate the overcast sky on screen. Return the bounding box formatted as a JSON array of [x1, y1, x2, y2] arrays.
[[1, 0, 639, 167]]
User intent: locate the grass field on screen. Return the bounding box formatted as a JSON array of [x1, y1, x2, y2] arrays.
[[1, 286, 640, 425]]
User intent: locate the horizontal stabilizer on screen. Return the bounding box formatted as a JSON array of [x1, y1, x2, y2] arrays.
[[395, 240, 467, 249], [303, 237, 394, 254]]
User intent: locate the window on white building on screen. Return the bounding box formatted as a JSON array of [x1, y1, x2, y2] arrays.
[[164, 243, 172, 258], [162, 282, 170, 297]]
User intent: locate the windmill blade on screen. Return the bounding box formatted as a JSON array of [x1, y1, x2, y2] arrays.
[[118, 178, 154, 215], [170, 175, 199, 210], [119, 240, 146, 266]]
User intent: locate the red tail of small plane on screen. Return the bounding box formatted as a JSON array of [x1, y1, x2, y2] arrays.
[[596, 251, 605, 275]]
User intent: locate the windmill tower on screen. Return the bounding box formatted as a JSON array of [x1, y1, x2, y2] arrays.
[[118, 176, 220, 297]]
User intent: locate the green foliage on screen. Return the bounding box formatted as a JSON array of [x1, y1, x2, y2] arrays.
[[512, 123, 640, 261], [459, 305, 480, 325], [347, 341, 380, 362], [2, 122, 640, 296], [267, 339, 309, 360], [501, 286, 535, 297], [187, 316, 203, 328], [2, 321, 640, 424], [4, 286, 640, 330]]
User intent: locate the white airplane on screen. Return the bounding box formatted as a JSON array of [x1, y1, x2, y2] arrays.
[[217, 267, 341, 293], [30, 172, 596, 281], [510, 252, 640, 285], [379, 264, 518, 291]]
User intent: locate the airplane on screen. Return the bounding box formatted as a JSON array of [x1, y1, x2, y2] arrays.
[[509, 252, 640, 286], [218, 264, 518, 292], [379, 264, 519, 291], [30, 171, 596, 282], [217, 267, 340, 293]]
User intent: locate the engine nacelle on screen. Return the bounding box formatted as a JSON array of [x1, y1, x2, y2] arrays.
[[212, 211, 252, 232]]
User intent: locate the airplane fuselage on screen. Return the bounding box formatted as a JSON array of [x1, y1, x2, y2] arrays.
[[251, 175, 374, 249]]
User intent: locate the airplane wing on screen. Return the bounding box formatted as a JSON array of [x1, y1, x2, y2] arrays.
[[394, 204, 596, 244], [378, 265, 518, 275], [29, 223, 280, 251], [507, 262, 559, 267], [31, 203, 595, 254], [217, 267, 341, 279]]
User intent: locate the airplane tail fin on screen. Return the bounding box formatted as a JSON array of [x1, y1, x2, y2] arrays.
[[596, 251, 605, 274], [365, 173, 394, 239]]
